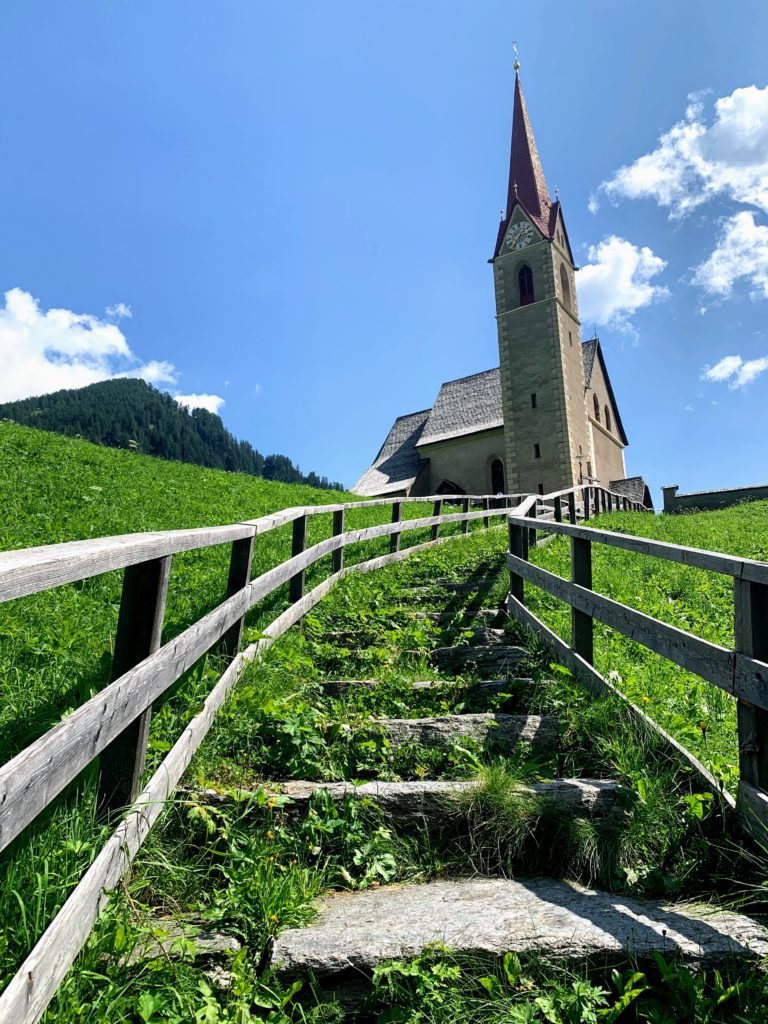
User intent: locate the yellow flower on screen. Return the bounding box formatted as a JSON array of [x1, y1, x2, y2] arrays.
[[270, 914, 280, 923], [641, 695, 650, 704], [266, 797, 276, 810], [266, 830, 274, 841]]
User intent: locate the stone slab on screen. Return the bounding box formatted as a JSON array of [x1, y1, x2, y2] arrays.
[[410, 610, 503, 623], [272, 878, 768, 977], [373, 713, 558, 752], [275, 778, 625, 824], [430, 645, 529, 676], [125, 916, 241, 966], [320, 678, 532, 698]]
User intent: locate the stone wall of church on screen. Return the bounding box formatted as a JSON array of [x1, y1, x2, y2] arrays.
[[494, 231, 576, 493], [415, 428, 506, 496]]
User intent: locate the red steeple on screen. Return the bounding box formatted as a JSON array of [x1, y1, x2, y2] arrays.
[[494, 67, 558, 256]]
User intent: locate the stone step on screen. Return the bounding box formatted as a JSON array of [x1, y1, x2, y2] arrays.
[[430, 644, 529, 675], [412, 580, 496, 595], [372, 712, 558, 752], [124, 916, 242, 966], [319, 678, 531, 698], [272, 778, 626, 825], [461, 627, 508, 645], [410, 609, 503, 622], [271, 877, 768, 979]]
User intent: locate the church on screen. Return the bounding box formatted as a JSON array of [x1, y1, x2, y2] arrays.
[[353, 62, 651, 509]]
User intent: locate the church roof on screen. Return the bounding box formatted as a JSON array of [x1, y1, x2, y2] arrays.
[[507, 72, 553, 233], [494, 71, 556, 256], [351, 409, 429, 496], [416, 368, 503, 447], [582, 338, 598, 387], [583, 338, 629, 445], [609, 475, 654, 510]]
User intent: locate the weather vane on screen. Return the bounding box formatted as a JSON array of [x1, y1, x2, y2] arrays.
[[513, 41, 520, 72]]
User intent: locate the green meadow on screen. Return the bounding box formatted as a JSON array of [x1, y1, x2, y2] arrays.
[[525, 501, 768, 794], [1, 421, 768, 1021]]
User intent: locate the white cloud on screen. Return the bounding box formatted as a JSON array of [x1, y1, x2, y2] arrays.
[[106, 302, 132, 320], [600, 86, 768, 218], [0, 286, 177, 403], [575, 235, 669, 332], [691, 211, 768, 299], [174, 393, 226, 415], [253, 383, 263, 396], [701, 353, 768, 388]]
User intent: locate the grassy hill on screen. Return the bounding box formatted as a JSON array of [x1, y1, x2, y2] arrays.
[[0, 377, 343, 489], [2, 426, 768, 1019], [527, 500, 768, 793]]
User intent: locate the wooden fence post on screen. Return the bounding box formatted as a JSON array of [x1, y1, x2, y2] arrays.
[[554, 496, 562, 522], [219, 535, 255, 659], [528, 500, 538, 549], [606, 491, 613, 513], [508, 518, 526, 605], [736, 579, 768, 803], [583, 486, 590, 521], [332, 508, 345, 573], [289, 513, 307, 603], [98, 555, 172, 816], [571, 536, 593, 664], [483, 497, 490, 529], [567, 491, 577, 523], [390, 501, 402, 553], [431, 499, 443, 541], [461, 497, 470, 534]]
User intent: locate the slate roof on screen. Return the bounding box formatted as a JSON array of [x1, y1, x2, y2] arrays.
[[582, 338, 629, 446], [582, 339, 598, 388], [609, 476, 654, 510], [416, 368, 503, 447], [351, 409, 429, 496]]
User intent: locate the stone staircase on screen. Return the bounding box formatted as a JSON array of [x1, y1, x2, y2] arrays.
[[176, 558, 768, 1005], [255, 569, 768, 996]]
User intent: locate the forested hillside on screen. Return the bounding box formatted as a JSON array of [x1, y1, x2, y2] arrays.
[[0, 378, 343, 489]]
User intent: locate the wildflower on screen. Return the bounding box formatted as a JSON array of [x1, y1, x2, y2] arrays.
[[270, 914, 279, 923], [698, 720, 708, 740], [641, 695, 650, 704], [266, 797, 276, 810], [266, 830, 274, 841]]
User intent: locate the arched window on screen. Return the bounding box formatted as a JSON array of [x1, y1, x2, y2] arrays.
[[560, 263, 572, 310], [605, 405, 612, 432], [490, 458, 505, 495], [518, 265, 534, 306], [593, 394, 601, 422]]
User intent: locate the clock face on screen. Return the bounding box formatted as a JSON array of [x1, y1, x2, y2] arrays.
[[505, 221, 535, 251]]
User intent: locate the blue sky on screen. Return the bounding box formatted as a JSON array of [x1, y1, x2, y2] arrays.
[[1, 2, 767, 501]]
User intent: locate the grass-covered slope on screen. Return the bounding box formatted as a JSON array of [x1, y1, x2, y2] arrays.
[[0, 377, 344, 489], [528, 501, 768, 793]]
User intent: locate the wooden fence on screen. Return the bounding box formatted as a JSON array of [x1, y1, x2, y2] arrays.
[[5, 486, 639, 1023], [506, 489, 768, 832]]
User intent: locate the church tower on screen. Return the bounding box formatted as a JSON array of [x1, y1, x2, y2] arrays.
[[491, 61, 593, 494]]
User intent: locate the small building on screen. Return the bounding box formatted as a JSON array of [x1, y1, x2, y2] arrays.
[[353, 61, 650, 506]]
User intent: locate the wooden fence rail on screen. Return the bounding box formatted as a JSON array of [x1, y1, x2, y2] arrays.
[[6, 483, 643, 1023], [505, 497, 768, 831]]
